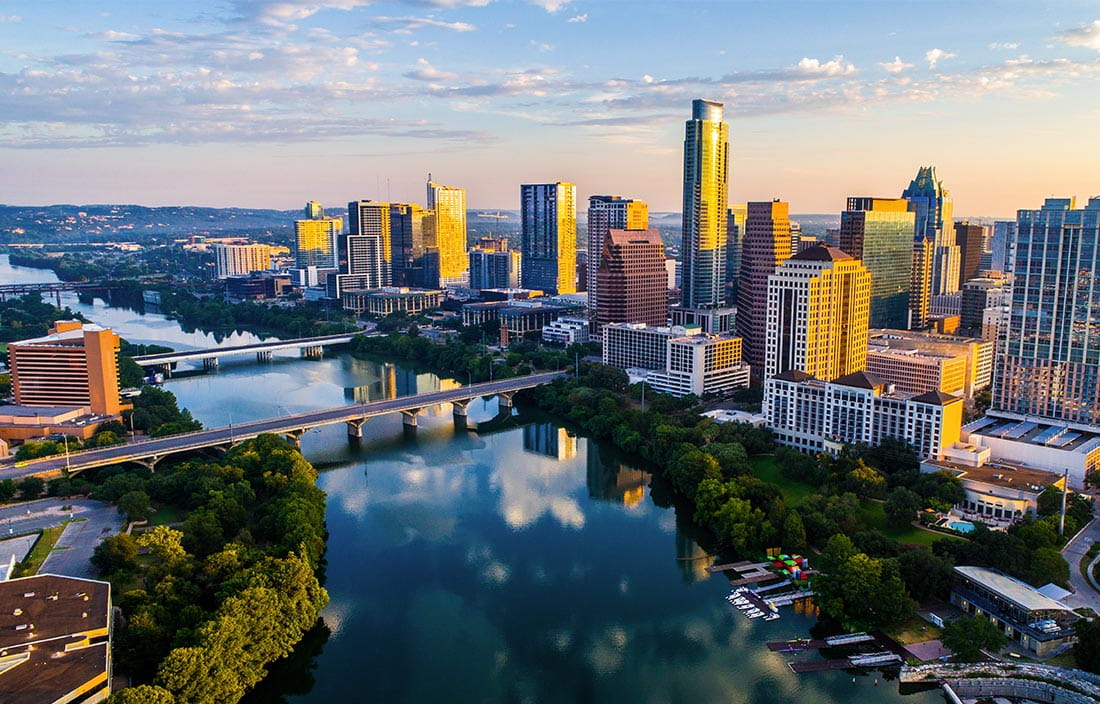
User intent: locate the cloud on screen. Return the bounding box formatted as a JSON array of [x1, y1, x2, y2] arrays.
[[529, 39, 554, 52], [375, 16, 477, 33], [0, 15, 21, 22], [796, 55, 856, 77], [925, 48, 957, 68], [879, 56, 913, 74], [232, 0, 490, 27], [528, 0, 572, 11], [1056, 19, 1100, 51], [567, 13, 587, 23], [404, 57, 458, 81], [989, 41, 1020, 50]]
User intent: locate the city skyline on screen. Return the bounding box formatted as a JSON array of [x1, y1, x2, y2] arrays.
[[1, 2, 1099, 214]]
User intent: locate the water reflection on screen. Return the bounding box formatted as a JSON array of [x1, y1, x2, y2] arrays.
[[585, 439, 650, 507], [522, 423, 577, 460]]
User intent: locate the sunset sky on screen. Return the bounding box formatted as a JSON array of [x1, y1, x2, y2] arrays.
[[2, 0, 1099, 216]]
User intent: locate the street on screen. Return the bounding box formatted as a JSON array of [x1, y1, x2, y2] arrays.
[[0, 498, 122, 580], [1061, 500, 1100, 614]]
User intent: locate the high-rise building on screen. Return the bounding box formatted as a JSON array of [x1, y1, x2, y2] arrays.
[[521, 182, 577, 295], [213, 243, 271, 278], [736, 200, 791, 369], [596, 228, 667, 328], [587, 195, 648, 321], [681, 99, 729, 309], [726, 205, 746, 305], [427, 178, 468, 288], [993, 197, 1100, 425], [347, 200, 392, 286], [788, 221, 803, 257], [9, 321, 126, 416], [910, 237, 934, 329], [469, 241, 521, 290], [955, 220, 987, 287], [990, 220, 1015, 273], [902, 166, 959, 295], [304, 200, 325, 220], [602, 323, 750, 397], [960, 275, 1008, 338], [389, 202, 431, 287], [764, 244, 871, 381], [840, 197, 915, 329], [294, 216, 342, 269]]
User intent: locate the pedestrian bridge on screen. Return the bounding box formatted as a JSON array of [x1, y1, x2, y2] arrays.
[[1, 372, 566, 478], [132, 332, 364, 372]]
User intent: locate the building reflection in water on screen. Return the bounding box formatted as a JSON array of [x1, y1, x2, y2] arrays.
[[344, 359, 461, 414], [585, 439, 650, 507], [522, 423, 577, 460]]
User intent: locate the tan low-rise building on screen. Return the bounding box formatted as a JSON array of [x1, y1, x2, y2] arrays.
[[868, 328, 993, 398], [921, 451, 1065, 521]]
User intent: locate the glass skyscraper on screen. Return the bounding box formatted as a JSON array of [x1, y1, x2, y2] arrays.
[[993, 197, 1100, 425], [902, 166, 960, 295], [426, 178, 468, 288], [520, 183, 577, 294], [839, 197, 914, 329], [680, 99, 729, 309]]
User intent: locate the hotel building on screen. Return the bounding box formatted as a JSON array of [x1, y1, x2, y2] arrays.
[[213, 243, 271, 278]]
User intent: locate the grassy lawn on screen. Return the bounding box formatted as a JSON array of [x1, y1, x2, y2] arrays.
[[887, 613, 942, 646], [858, 500, 963, 547], [750, 455, 816, 505], [12, 525, 66, 578]]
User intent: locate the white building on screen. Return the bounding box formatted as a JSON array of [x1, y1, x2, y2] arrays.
[[961, 415, 1100, 490], [542, 316, 590, 346], [764, 369, 964, 460], [214, 243, 271, 278]]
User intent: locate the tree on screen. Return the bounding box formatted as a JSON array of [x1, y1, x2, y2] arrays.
[[92, 534, 139, 574], [815, 552, 914, 631], [1075, 618, 1100, 674], [117, 490, 152, 523], [138, 525, 188, 564], [108, 685, 175, 704], [897, 548, 953, 602], [842, 460, 888, 499], [17, 476, 45, 500], [0, 479, 15, 500], [667, 449, 721, 499], [1025, 547, 1070, 587], [818, 533, 858, 575], [885, 487, 924, 529], [941, 615, 1007, 661], [782, 510, 807, 552]]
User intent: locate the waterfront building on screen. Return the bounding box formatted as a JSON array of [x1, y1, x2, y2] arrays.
[[521, 183, 577, 295], [595, 229, 668, 328], [225, 272, 292, 301], [920, 455, 1065, 521], [294, 216, 342, 270], [542, 316, 590, 346], [993, 197, 1100, 426], [950, 566, 1078, 657], [587, 195, 648, 321], [461, 298, 584, 343], [902, 166, 960, 295], [340, 287, 444, 316], [427, 178, 468, 288], [681, 99, 729, 310], [602, 322, 683, 371], [868, 328, 993, 398], [961, 416, 1100, 490], [840, 197, 915, 328], [764, 244, 871, 381], [764, 369, 963, 460], [0, 574, 112, 704], [736, 200, 792, 369], [213, 243, 271, 278], [346, 200, 392, 287], [955, 220, 987, 288]]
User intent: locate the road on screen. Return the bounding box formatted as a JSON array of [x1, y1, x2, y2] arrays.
[[0, 499, 122, 580], [1061, 500, 1100, 613], [132, 331, 360, 366], [0, 372, 565, 480]]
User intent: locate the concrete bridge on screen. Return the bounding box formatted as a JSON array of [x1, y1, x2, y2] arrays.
[[0, 372, 565, 479], [133, 332, 365, 373]]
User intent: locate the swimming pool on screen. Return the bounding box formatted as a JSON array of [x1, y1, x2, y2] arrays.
[[947, 520, 976, 534]]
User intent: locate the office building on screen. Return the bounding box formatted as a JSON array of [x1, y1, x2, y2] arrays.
[[910, 237, 934, 329], [213, 243, 271, 278], [304, 200, 325, 220], [225, 272, 292, 301], [681, 99, 729, 310], [788, 221, 803, 257], [0, 574, 112, 704], [469, 241, 521, 290], [737, 200, 792, 369], [587, 195, 648, 321], [765, 244, 871, 381], [521, 183, 577, 295], [461, 298, 584, 343], [9, 321, 126, 417], [427, 178, 468, 287], [990, 220, 1015, 273], [960, 275, 1008, 338], [595, 228, 668, 328], [542, 316, 590, 346], [868, 328, 993, 398], [602, 323, 749, 398], [930, 293, 962, 317], [670, 306, 735, 335], [961, 416, 1100, 491], [726, 205, 747, 305], [346, 200, 392, 287], [840, 197, 914, 329], [955, 220, 987, 288], [389, 202, 431, 287], [602, 322, 683, 371], [902, 166, 960, 295], [340, 287, 443, 316], [294, 216, 342, 269], [993, 197, 1100, 426], [764, 369, 963, 460]]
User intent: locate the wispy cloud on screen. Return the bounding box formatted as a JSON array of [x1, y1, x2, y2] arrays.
[[1056, 19, 1100, 51], [375, 16, 477, 33], [567, 13, 587, 23], [879, 56, 913, 74], [989, 41, 1020, 50], [403, 57, 458, 81], [925, 48, 957, 68], [0, 15, 21, 23], [527, 0, 572, 12]]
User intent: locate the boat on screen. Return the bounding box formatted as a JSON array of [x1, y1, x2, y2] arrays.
[[745, 610, 764, 618], [763, 613, 780, 622]]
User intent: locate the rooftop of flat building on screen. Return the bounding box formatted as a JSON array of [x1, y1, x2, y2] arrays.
[[9, 323, 111, 347], [0, 574, 110, 649], [954, 566, 1074, 614], [788, 243, 854, 262], [868, 328, 988, 347], [965, 414, 1100, 455], [923, 457, 1061, 494]]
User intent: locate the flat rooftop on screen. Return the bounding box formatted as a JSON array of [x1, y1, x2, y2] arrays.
[[965, 414, 1100, 454], [924, 458, 1060, 494], [955, 565, 1073, 614]]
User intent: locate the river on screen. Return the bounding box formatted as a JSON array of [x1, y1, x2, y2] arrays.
[[0, 255, 943, 703]]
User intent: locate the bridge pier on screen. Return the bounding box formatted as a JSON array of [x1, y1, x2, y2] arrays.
[[452, 399, 470, 417], [282, 429, 305, 448], [497, 391, 515, 411], [133, 455, 162, 472], [204, 357, 219, 371], [257, 350, 273, 362], [401, 409, 421, 428], [346, 418, 366, 438], [302, 345, 323, 360]]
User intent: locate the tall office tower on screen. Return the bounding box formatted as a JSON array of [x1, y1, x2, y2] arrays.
[[840, 197, 915, 329], [910, 237, 934, 329], [736, 200, 792, 369], [587, 195, 648, 321], [955, 220, 986, 286], [726, 205, 747, 305], [304, 200, 325, 220], [9, 321, 125, 416], [294, 216, 342, 269], [468, 244, 521, 290], [389, 203, 431, 287], [788, 222, 802, 257], [681, 99, 729, 309], [902, 166, 960, 295], [595, 229, 668, 328], [475, 236, 509, 252], [765, 244, 871, 381], [213, 243, 271, 278], [427, 178, 469, 288], [520, 182, 577, 294], [347, 200, 392, 286], [993, 197, 1100, 425], [990, 221, 1015, 272]]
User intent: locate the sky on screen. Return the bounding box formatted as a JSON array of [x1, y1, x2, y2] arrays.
[[1, 1, 1099, 216]]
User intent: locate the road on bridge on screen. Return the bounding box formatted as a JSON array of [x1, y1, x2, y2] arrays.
[[132, 331, 364, 366]]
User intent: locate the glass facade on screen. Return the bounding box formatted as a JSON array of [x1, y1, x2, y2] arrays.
[[681, 99, 729, 309], [840, 198, 914, 329]]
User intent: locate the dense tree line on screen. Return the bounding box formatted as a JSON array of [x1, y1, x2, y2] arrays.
[[156, 289, 355, 339], [89, 435, 328, 704], [0, 293, 88, 342]]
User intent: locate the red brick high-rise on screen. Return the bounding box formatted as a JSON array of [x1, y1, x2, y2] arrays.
[[596, 229, 668, 328], [736, 201, 791, 370]]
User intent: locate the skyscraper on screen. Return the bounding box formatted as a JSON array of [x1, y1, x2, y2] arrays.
[[389, 202, 431, 287], [681, 99, 729, 309], [587, 195, 648, 322], [902, 166, 960, 295], [736, 200, 791, 369], [765, 244, 871, 381], [993, 197, 1100, 425], [595, 228, 667, 328], [521, 182, 577, 294], [304, 200, 325, 220], [469, 240, 521, 290], [427, 178, 468, 288], [955, 220, 986, 287], [347, 200, 392, 286], [294, 213, 342, 269], [910, 237, 934, 329], [989, 221, 1015, 273], [840, 197, 914, 329], [726, 205, 747, 305]]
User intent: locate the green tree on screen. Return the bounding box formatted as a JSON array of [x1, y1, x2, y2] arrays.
[[92, 534, 139, 574], [17, 476, 45, 499], [667, 449, 721, 499], [0, 479, 15, 500], [1075, 618, 1100, 674], [1025, 547, 1070, 587], [884, 486, 924, 529], [941, 615, 1007, 661], [897, 547, 953, 602], [842, 460, 888, 499], [815, 552, 914, 631], [117, 490, 152, 523], [138, 525, 188, 564], [782, 510, 807, 552], [818, 533, 858, 575], [108, 685, 175, 704]]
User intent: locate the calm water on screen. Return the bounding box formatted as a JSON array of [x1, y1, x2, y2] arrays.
[[0, 256, 942, 703]]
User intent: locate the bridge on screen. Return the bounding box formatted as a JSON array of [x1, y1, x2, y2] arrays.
[[0, 372, 566, 479], [0, 282, 107, 296], [133, 332, 364, 373]]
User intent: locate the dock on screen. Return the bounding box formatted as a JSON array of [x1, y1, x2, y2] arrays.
[[706, 560, 751, 573], [766, 632, 875, 652]]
